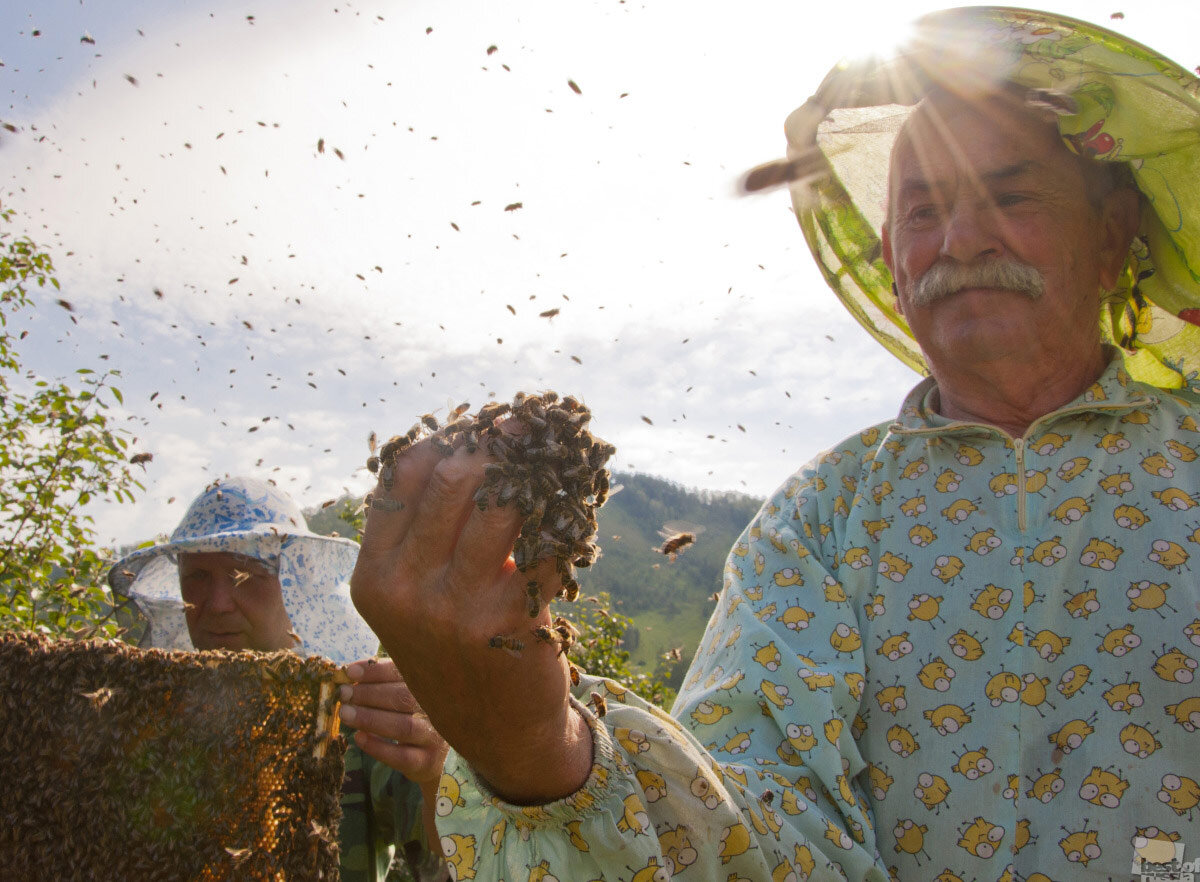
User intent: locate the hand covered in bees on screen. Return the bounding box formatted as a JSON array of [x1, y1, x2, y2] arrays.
[[350, 393, 612, 806], [338, 657, 448, 786]]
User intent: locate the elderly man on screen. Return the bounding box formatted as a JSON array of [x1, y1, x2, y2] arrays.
[[351, 8, 1200, 881], [110, 476, 448, 882]]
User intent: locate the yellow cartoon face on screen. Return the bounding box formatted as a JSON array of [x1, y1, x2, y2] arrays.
[[616, 793, 650, 835], [885, 724, 919, 757], [1186, 618, 1200, 648], [615, 727, 651, 755], [784, 723, 818, 753], [1149, 538, 1190, 572], [970, 584, 1013, 620], [843, 671, 865, 701], [934, 469, 964, 493], [761, 679, 793, 710], [1032, 431, 1071, 455], [907, 592, 945, 622], [842, 546, 872, 571], [918, 657, 957, 692], [823, 818, 855, 851], [913, 771, 951, 810], [688, 769, 721, 810], [1099, 623, 1141, 657], [1059, 827, 1101, 866], [872, 480, 895, 504], [1142, 452, 1176, 478], [1048, 716, 1094, 754], [1051, 495, 1092, 525], [952, 746, 994, 781], [863, 594, 886, 621], [875, 683, 908, 715], [985, 670, 1022, 706], [955, 443, 984, 465], [901, 458, 929, 480], [1153, 487, 1198, 511], [1120, 722, 1161, 758], [1056, 455, 1090, 481], [629, 857, 670, 882], [1064, 587, 1100, 619], [441, 833, 479, 881], [1166, 696, 1200, 731], [776, 603, 813, 632], [940, 498, 978, 524], [658, 825, 697, 875], [965, 527, 1002, 556], [900, 495, 927, 517], [877, 551, 912, 583], [437, 773, 467, 817], [988, 472, 1019, 498], [947, 629, 984, 661], [822, 575, 848, 604], [868, 763, 894, 800], [1078, 766, 1128, 808], [1167, 439, 1199, 461], [1012, 818, 1034, 855], [908, 523, 936, 547], [930, 554, 965, 584], [1153, 647, 1198, 684], [1127, 580, 1173, 614], [753, 642, 782, 672], [829, 622, 862, 654], [1099, 471, 1135, 496], [924, 702, 972, 735], [1114, 503, 1150, 530], [824, 717, 844, 745], [1029, 628, 1071, 662], [1079, 537, 1123, 570], [1102, 678, 1144, 713], [957, 817, 1005, 859], [1096, 432, 1130, 454], [893, 819, 929, 855], [1158, 774, 1200, 816], [526, 860, 559, 882], [877, 631, 914, 661], [1025, 767, 1065, 803], [636, 769, 667, 802], [1024, 468, 1049, 495], [1031, 536, 1068, 567]]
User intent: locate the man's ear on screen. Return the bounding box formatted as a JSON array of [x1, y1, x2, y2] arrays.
[[882, 223, 903, 316], [1098, 185, 1141, 291]]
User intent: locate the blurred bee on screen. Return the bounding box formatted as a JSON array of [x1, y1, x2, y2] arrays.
[[488, 635, 524, 657], [526, 580, 541, 618], [587, 691, 608, 717]]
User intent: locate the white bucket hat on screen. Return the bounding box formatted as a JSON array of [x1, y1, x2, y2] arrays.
[[108, 476, 377, 665]]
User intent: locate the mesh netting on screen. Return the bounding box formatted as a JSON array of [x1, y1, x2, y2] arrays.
[[0, 631, 347, 881]]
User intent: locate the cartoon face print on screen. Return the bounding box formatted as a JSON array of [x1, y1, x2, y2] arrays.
[[1048, 715, 1095, 754], [1058, 825, 1101, 867], [1098, 623, 1141, 656], [907, 593, 945, 623], [1079, 537, 1122, 570], [1057, 663, 1092, 698], [970, 584, 1013, 620], [1098, 471, 1134, 496], [931, 555, 965, 584], [878, 551, 913, 583], [1031, 536, 1068, 567], [1141, 452, 1176, 478], [947, 629, 984, 661], [1025, 767, 1065, 803], [1120, 722, 1161, 758], [1157, 774, 1200, 818], [1063, 586, 1100, 619], [1114, 503, 1150, 530], [965, 527, 1002, 555], [1148, 539, 1190, 572], [952, 746, 994, 781], [956, 817, 1005, 859], [1051, 495, 1092, 525], [1074, 767, 1130, 810], [1153, 647, 1198, 684], [1127, 580, 1175, 616], [1056, 455, 1090, 481], [924, 702, 973, 736], [877, 631, 914, 661]]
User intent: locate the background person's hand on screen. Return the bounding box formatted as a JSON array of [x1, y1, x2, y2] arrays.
[[339, 656, 448, 786], [350, 434, 593, 806]]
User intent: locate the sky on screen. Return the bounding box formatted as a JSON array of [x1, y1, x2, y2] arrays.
[[2, 0, 1198, 548]]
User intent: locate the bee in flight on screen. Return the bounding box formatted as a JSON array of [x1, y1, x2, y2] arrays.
[[655, 520, 705, 562]]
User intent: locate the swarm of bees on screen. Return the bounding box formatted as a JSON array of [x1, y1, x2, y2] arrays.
[[0, 631, 345, 881], [368, 391, 615, 654]]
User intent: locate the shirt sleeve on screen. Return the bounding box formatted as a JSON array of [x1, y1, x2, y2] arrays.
[[434, 458, 893, 882]]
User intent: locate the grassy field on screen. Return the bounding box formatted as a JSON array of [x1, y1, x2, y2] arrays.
[[624, 599, 715, 671]]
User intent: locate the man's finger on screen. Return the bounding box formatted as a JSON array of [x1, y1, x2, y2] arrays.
[[359, 437, 443, 558], [342, 681, 418, 714], [352, 730, 445, 784], [401, 448, 501, 571], [346, 657, 402, 683]]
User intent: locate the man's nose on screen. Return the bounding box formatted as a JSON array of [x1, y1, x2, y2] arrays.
[[939, 197, 1004, 265], [206, 573, 239, 612]]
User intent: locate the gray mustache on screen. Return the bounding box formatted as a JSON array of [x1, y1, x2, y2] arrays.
[[909, 259, 1045, 307]]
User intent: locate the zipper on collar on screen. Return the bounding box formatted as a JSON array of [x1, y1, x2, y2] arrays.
[[1014, 437, 1027, 532]]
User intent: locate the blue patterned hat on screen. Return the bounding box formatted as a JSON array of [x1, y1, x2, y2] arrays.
[[108, 476, 377, 665]]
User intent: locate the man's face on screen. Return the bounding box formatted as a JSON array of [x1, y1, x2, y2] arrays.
[[179, 551, 293, 652], [881, 93, 1131, 373]]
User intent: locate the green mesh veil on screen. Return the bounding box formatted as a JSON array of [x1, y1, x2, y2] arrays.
[[752, 6, 1200, 391]]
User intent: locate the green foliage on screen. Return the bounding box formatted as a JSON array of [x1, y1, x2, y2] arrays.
[[559, 592, 678, 708], [0, 205, 144, 639]]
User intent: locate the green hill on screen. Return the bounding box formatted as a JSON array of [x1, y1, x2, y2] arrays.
[[303, 471, 764, 673]]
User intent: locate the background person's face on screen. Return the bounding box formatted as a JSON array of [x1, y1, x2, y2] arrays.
[[179, 551, 293, 652]]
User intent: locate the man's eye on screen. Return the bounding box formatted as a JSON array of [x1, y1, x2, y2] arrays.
[[996, 193, 1027, 207], [909, 205, 939, 222]]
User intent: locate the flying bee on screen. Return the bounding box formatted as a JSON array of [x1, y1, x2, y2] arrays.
[[587, 691, 608, 717], [656, 521, 706, 561], [448, 401, 471, 421], [420, 413, 440, 432], [366, 455, 380, 474], [488, 634, 525, 656], [367, 430, 378, 453], [569, 664, 581, 686]]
